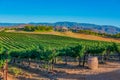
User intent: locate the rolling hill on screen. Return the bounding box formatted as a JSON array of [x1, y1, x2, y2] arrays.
[[6, 30, 120, 43], [0, 22, 120, 34]]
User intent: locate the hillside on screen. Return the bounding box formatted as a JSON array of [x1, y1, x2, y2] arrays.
[[0, 22, 120, 34], [1, 31, 115, 51], [6, 30, 120, 43], [29, 22, 120, 34], [1, 31, 120, 80]]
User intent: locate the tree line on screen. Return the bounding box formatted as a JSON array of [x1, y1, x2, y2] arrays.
[[23, 25, 53, 32]]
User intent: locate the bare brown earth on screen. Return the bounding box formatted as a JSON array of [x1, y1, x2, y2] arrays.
[[6, 30, 120, 43], [5, 61, 120, 80]]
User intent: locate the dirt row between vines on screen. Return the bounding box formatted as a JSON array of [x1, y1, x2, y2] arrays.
[[5, 61, 120, 80]]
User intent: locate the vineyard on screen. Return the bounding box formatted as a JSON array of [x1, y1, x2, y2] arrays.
[[0, 32, 120, 79]]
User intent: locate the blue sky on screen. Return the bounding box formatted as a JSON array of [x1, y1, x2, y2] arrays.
[[0, 0, 120, 26]]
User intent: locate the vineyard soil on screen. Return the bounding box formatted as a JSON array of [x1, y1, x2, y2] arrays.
[[5, 61, 120, 80]]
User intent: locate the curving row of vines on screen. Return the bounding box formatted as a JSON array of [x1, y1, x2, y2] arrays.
[[0, 32, 120, 70]]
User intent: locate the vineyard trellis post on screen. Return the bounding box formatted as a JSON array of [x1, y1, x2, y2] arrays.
[[3, 51, 8, 80]]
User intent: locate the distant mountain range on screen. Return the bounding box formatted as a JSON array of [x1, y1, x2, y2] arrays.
[[0, 22, 120, 34]]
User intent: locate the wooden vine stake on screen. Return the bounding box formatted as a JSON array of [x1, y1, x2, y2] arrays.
[[3, 51, 8, 80]]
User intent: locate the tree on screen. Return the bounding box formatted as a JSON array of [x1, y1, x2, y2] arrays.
[[24, 25, 35, 31]]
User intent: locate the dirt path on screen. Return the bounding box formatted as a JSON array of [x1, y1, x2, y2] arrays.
[[56, 62, 120, 80], [86, 69, 120, 80], [6, 62, 120, 80], [86, 62, 120, 80]]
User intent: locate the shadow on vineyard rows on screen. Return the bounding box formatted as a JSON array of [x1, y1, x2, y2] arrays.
[[0, 32, 120, 80]]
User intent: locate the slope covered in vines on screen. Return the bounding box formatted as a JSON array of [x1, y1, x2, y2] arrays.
[[0, 32, 117, 50], [0, 32, 120, 68]]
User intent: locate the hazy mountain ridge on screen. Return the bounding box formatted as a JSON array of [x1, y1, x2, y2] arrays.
[[0, 22, 120, 34]]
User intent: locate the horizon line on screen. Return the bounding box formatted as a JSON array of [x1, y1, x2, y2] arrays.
[[0, 21, 119, 27]]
